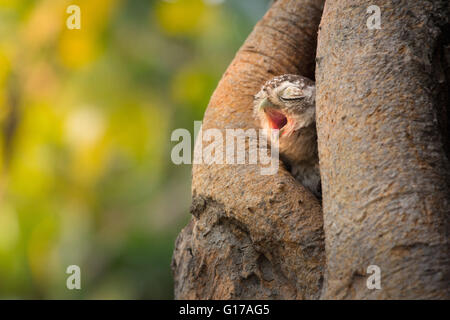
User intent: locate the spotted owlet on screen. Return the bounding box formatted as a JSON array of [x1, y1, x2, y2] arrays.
[[254, 74, 321, 199]]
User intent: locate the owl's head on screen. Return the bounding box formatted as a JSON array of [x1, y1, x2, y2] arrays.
[[254, 74, 316, 137]]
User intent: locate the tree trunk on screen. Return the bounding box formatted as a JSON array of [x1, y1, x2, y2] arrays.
[[316, 0, 450, 299], [172, 0, 450, 300], [172, 0, 326, 299]]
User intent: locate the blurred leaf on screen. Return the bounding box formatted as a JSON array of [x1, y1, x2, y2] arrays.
[[0, 0, 270, 299], [155, 0, 209, 36]]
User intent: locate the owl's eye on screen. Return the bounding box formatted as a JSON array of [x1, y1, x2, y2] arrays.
[[280, 86, 304, 101]]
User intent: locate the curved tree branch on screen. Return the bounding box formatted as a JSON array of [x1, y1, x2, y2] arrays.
[[172, 0, 326, 299]]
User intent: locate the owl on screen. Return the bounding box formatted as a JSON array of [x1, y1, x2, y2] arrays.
[[254, 74, 321, 199]]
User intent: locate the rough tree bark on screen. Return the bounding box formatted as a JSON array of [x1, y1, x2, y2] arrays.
[[316, 0, 450, 299], [172, 0, 449, 300], [172, 0, 326, 299]]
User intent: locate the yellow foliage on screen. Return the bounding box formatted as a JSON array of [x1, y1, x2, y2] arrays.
[[21, 0, 66, 49], [9, 103, 63, 198], [155, 0, 209, 36], [108, 102, 169, 165], [0, 0, 262, 299], [58, 0, 119, 69], [65, 107, 107, 187], [0, 0, 16, 8], [58, 26, 100, 69], [172, 65, 214, 107], [0, 205, 19, 252], [27, 215, 59, 286], [0, 49, 10, 87]]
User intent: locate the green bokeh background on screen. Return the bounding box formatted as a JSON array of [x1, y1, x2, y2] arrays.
[[0, 0, 270, 299]]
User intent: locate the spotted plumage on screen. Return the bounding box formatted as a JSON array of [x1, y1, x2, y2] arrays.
[[254, 74, 321, 199]]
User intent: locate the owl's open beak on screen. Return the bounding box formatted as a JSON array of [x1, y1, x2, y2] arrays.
[[258, 97, 275, 111], [258, 98, 287, 132], [266, 109, 288, 131]]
